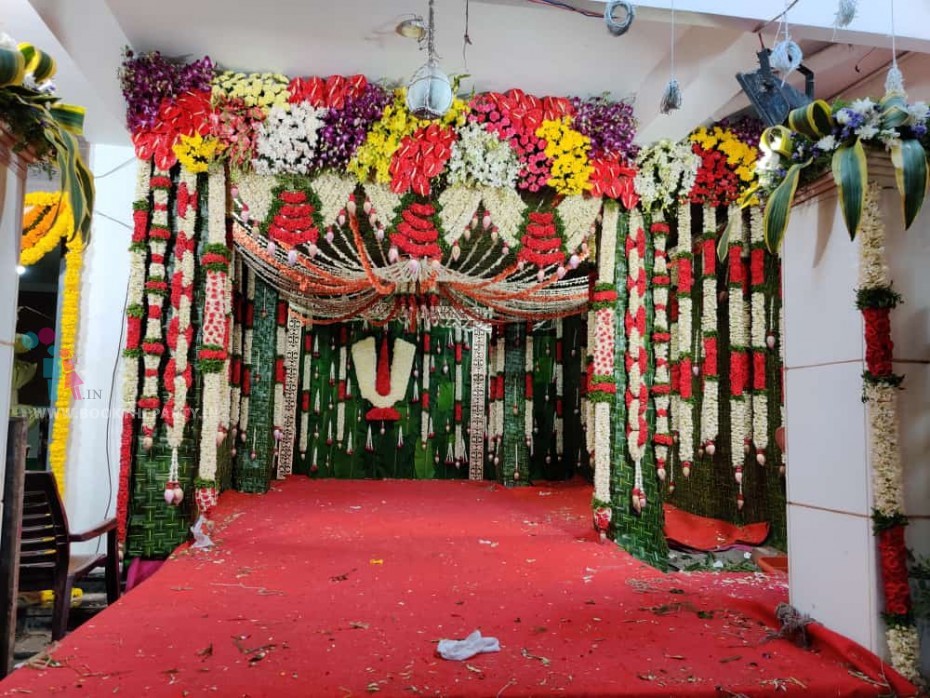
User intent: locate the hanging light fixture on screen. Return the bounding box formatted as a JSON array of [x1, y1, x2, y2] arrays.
[[396, 15, 426, 40], [406, 0, 453, 120]]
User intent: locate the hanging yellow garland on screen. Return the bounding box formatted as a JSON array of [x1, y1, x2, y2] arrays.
[[46, 234, 84, 495], [20, 191, 74, 266]]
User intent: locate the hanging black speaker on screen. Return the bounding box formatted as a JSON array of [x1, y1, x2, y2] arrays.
[[736, 49, 815, 127]]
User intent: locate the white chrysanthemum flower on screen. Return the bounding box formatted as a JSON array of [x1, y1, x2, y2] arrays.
[[855, 124, 879, 141], [815, 135, 838, 152], [906, 101, 930, 124], [849, 98, 876, 115]]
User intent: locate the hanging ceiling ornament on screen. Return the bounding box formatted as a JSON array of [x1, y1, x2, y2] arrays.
[[659, 0, 681, 114], [885, 0, 904, 95], [770, 1, 803, 83], [604, 0, 636, 36], [406, 0, 453, 120], [834, 0, 857, 29]]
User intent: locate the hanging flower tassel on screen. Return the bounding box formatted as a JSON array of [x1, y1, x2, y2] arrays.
[[365, 424, 374, 453], [659, 79, 682, 115], [835, 0, 857, 28]]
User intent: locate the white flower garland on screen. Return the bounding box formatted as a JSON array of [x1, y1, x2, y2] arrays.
[[240, 269, 255, 440], [197, 164, 229, 484], [651, 212, 671, 483], [479, 186, 527, 250], [362, 182, 402, 230], [299, 330, 312, 459], [559, 195, 603, 255], [164, 166, 199, 498], [337, 342, 347, 443], [140, 168, 171, 450], [234, 173, 275, 224], [229, 257, 243, 437], [749, 207, 769, 462], [728, 205, 751, 508], [699, 204, 719, 455], [312, 172, 357, 229], [273, 319, 287, 444], [421, 337, 433, 445], [627, 210, 647, 512], [593, 402, 611, 503], [675, 202, 695, 476], [253, 103, 325, 175], [123, 161, 150, 415], [351, 337, 416, 410], [886, 625, 921, 684], [447, 122, 521, 190], [438, 185, 483, 247], [525, 333, 534, 450]]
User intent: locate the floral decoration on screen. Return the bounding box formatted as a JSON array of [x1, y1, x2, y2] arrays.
[[19, 191, 73, 266], [212, 70, 290, 111], [447, 121, 521, 189], [855, 181, 920, 683], [634, 140, 700, 212], [536, 118, 593, 196], [253, 103, 325, 176]]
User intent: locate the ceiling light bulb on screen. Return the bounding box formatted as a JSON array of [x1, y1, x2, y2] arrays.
[[15, 265, 26, 276], [397, 17, 426, 39]]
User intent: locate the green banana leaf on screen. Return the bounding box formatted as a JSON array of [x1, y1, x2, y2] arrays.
[[763, 162, 806, 251], [890, 139, 929, 230], [788, 100, 834, 140], [880, 91, 909, 130], [831, 140, 868, 239], [717, 211, 741, 261]]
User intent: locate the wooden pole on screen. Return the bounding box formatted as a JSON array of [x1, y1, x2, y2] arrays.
[[0, 417, 28, 677]]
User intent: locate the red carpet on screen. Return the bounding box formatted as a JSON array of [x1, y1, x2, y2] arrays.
[[1, 478, 916, 697], [663, 504, 770, 552]]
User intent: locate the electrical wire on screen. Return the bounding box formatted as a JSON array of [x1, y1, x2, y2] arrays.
[[524, 0, 601, 19], [92, 156, 136, 180]]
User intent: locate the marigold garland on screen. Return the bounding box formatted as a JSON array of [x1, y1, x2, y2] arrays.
[[20, 191, 74, 266], [46, 235, 84, 495]]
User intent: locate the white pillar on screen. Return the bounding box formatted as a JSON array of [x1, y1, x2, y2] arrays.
[[784, 171, 930, 660], [65, 144, 134, 550], [0, 135, 27, 511]]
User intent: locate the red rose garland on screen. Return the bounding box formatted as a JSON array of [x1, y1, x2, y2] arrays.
[[625, 211, 649, 512]]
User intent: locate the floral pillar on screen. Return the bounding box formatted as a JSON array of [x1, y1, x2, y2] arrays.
[[856, 182, 919, 682], [590, 202, 619, 539]]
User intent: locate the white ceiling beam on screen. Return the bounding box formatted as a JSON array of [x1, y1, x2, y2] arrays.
[[634, 27, 760, 144], [589, 0, 930, 52]]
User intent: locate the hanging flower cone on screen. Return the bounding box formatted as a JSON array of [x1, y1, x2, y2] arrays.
[[389, 199, 442, 261], [518, 211, 565, 270], [264, 185, 322, 247]]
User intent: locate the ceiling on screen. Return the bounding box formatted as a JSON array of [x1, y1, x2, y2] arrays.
[[18, 0, 905, 145]]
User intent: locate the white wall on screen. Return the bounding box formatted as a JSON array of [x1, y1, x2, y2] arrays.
[[64, 144, 134, 551]]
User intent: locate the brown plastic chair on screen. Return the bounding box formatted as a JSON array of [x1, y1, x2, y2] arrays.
[[18, 472, 120, 640]]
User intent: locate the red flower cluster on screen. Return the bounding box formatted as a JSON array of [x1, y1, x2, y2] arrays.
[[267, 190, 320, 247], [689, 143, 740, 207], [132, 91, 213, 170], [518, 212, 565, 267], [863, 307, 894, 376], [389, 201, 442, 260], [878, 525, 912, 616], [287, 74, 368, 109], [588, 159, 639, 209], [389, 124, 456, 196]]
